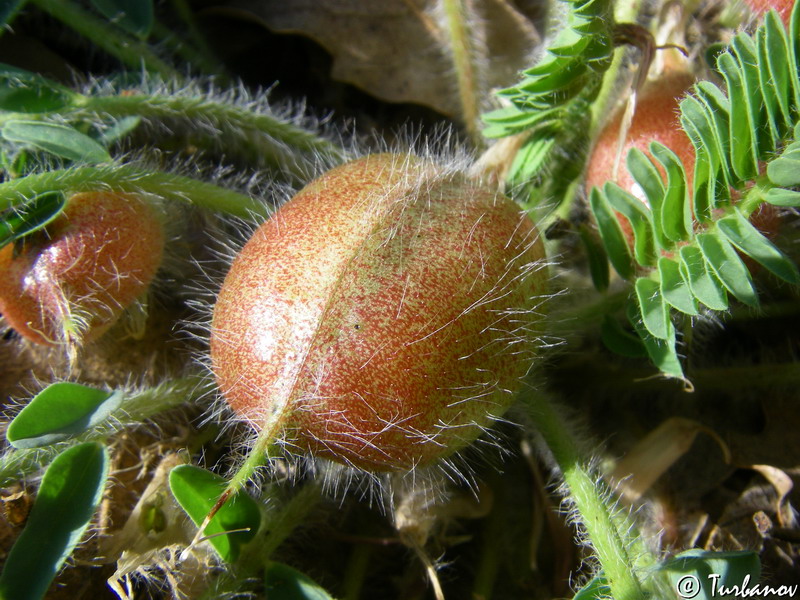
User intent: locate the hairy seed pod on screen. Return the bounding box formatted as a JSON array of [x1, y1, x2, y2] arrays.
[[0, 191, 164, 346], [210, 154, 548, 472]]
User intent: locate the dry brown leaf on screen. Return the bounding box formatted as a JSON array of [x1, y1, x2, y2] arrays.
[[748, 464, 796, 528], [610, 417, 731, 503], [204, 0, 539, 120]]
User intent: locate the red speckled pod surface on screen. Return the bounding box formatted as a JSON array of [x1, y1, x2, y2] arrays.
[[211, 154, 548, 472], [0, 191, 164, 346]]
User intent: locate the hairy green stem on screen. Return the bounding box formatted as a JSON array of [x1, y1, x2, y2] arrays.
[[0, 165, 268, 218], [523, 388, 647, 600], [0, 375, 206, 488], [72, 92, 346, 178], [29, 0, 180, 80], [441, 0, 484, 148]]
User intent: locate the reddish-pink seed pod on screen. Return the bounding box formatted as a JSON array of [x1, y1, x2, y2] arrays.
[[211, 154, 548, 472], [0, 191, 164, 346]]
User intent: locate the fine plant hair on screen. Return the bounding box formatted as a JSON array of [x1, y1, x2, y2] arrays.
[[182, 126, 557, 512], [71, 73, 350, 180]]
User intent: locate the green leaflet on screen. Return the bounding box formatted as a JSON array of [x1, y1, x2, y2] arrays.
[[717, 52, 759, 181], [600, 316, 646, 358], [603, 183, 655, 267], [649, 142, 692, 243], [90, 0, 153, 38], [0, 442, 109, 600], [692, 81, 736, 193], [635, 277, 670, 341], [627, 302, 684, 380], [0, 190, 66, 249], [6, 382, 123, 449], [589, 187, 634, 280], [658, 257, 699, 316], [169, 465, 261, 563], [626, 147, 668, 251], [679, 95, 723, 221], [264, 562, 336, 600], [696, 232, 758, 307], [578, 222, 610, 292], [507, 136, 557, 186], [2, 120, 111, 163], [0, 63, 77, 113], [717, 210, 800, 284], [679, 246, 728, 311], [767, 141, 800, 186], [660, 550, 761, 600], [763, 188, 800, 206], [731, 34, 771, 161], [571, 574, 611, 600]]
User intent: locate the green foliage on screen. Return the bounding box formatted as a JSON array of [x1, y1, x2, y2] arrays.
[[6, 382, 122, 449], [89, 0, 153, 38], [0, 190, 65, 249], [169, 464, 262, 563], [482, 0, 614, 198], [1, 120, 111, 163], [588, 7, 800, 379], [660, 550, 761, 600], [0, 442, 108, 600], [264, 562, 337, 600]]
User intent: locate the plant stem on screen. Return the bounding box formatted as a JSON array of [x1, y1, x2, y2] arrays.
[[343, 543, 371, 600], [441, 0, 484, 148], [0, 165, 268, 218], [523, 388, 647, 600], [0, 375, 206, 488], [72, 92, 347, 178], [29, 0, 180, 80]]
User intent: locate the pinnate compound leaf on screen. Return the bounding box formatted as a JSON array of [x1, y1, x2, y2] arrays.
[[90, 0, 153, 37], [264, 562, 336, 600], [169, 465, 261, 562], [0, 442, 109, 600], [696, 232, 758, 307], [2, 120, 111, 163], [0, 190, 66, 249], [717, 210, 800, 284], [6, 382, 122, 449], [660, 550, 761, 600], [589, 187, 634, 280]]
